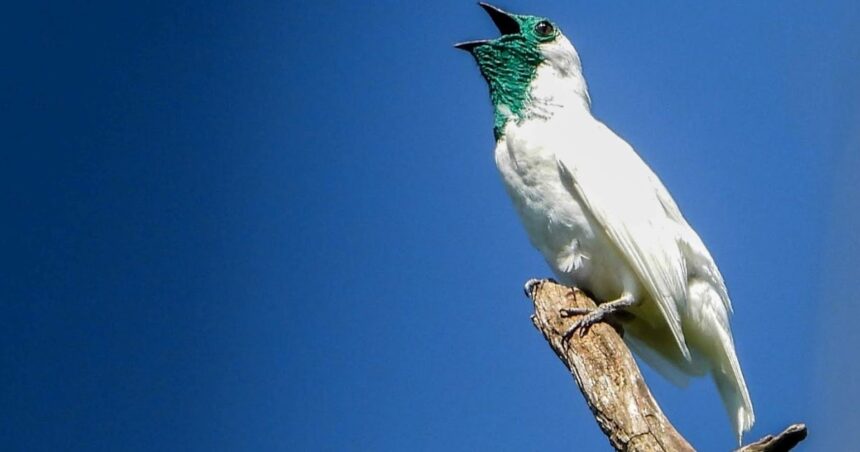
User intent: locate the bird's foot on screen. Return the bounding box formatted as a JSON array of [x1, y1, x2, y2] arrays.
[[561, 294, 634, 340], [523, 278, 557, 299], [561, 308, 606, 339]]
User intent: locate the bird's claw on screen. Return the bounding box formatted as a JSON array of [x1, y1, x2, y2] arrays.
[[560, 307, 590, 318], [562, 309, 605, 341], [523, 279, 544, 298], [560, 307, 609, 340], [560, 294, 634, 342]]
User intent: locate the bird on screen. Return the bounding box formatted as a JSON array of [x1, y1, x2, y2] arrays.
[[456, 3, 755, 443]]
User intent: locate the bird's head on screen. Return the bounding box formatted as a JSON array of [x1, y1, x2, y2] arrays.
[[456, 3, 589, 139]]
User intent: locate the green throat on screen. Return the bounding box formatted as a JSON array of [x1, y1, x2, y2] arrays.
[[472, 35, 544, 140], [460, 9, 558, 141]]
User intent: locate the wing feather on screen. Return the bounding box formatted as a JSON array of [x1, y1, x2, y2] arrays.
[[556, 122, 691, 360], [649, 170, 733, 314]]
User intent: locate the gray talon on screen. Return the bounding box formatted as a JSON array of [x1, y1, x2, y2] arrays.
[[523, 279, 544, 298], [561, 294, 635, 341], [563, 313, 601, 340], [560, 307, 590, 318]]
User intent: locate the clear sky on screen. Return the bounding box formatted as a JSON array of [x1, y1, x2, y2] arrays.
[[4, 1, 859, 450]]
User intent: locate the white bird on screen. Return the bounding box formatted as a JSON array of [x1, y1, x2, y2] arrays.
[[457, 3, 754, 442]]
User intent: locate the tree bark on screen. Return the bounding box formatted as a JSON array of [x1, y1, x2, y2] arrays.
[[736, 424, 807, 452], [525, 279, 806, 452]]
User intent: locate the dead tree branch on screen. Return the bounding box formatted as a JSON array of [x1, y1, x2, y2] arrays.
[[525, 279, 806, 452], [736, 424, 807, 452]]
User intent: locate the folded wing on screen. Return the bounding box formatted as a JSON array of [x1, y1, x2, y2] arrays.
[[555, 121, 691, 360]]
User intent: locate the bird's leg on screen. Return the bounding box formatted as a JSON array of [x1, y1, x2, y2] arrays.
[[561, 293, 635, 340]]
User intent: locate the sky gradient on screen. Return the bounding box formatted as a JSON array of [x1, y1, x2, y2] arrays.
[[4, 1, 860, 450]]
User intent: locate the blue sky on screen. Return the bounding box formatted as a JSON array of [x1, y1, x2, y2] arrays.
[[4, 1, 859, 450]]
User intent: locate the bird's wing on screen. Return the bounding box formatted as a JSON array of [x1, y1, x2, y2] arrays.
[[648, 171, 733, 314], [556, 121, 691, 360]]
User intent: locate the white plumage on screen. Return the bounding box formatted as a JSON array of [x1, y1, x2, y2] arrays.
[[494, 33, 755, 442]]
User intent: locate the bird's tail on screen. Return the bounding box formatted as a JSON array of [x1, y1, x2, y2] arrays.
[[711, 323, 755, 445], [685, 280, 755, 444]]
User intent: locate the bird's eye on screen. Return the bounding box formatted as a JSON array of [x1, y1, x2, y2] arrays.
[[534, 21, 555, 38]]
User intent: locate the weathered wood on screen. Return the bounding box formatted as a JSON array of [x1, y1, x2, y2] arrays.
[[527, 279, 694, 451], [736, 424, 807, 452], [525, 279, 806, 452]]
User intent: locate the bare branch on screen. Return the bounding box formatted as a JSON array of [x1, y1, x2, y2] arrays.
[[736, 424, 807, 452], [525, 279, 806, 452]]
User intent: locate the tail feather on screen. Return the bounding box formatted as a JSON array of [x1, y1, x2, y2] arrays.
[[620, 277, 755, 444], [712, 326, 755, 444], [685, 279, 755, 444]]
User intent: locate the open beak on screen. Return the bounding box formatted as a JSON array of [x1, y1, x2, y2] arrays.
[[477, 3, 520, 34], [455, 3, 520, 52]]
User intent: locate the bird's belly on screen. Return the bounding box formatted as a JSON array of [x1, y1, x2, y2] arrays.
[[494, 137, 631, 302]]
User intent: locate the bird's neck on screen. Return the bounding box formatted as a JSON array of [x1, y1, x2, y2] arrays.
[[492, 63, 591, 140]]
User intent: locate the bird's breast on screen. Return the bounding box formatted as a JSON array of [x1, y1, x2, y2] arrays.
[[493, 120, 630, 300]]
